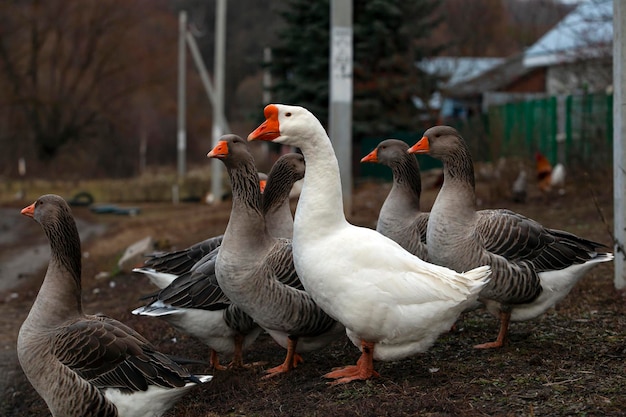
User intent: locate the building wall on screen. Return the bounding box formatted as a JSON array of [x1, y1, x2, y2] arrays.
[[546, 59, 612, 95], [503, 68, 546, 93]]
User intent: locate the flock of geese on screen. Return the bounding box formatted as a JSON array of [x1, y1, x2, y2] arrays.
[[17, 104, 613, 416]]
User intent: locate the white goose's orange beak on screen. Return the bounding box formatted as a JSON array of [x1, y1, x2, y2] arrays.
[[360, 148, 379, 163], [407, 137, 429, 154], [21, 202, 36, 218], [248, 104, 280, 142], [207, 140, 229, 159]]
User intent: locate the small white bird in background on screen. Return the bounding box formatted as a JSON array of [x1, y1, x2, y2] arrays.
[[511, 167, 528, 203]]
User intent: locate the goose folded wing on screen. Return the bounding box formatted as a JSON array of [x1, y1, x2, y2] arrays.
[[263, 239, 305, 290], [155, 260, 231, 310], [475, 209, 603, 271], [475, 209, 565, 260], [415, 214, 429, 244], [53, 316, 192, 392], [145, 235, 223, 275]]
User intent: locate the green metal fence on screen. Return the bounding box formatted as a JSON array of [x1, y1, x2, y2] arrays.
[[484, 93, 612, 168], [358, 92, 612, 180], [565, 93, 613, 168]]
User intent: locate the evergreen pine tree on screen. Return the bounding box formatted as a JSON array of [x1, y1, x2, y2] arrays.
[[268, 0, 442, 140]]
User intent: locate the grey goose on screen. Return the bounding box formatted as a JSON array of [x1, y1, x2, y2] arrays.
[[132, 153, 306, 370], [208, 134, 345, 378], [408, 125, 613, 349], [360, 139, 429, 260], [18, 194, 211, 417]]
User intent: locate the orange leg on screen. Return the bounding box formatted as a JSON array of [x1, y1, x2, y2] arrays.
[[228, 334, 267, 369], [263, 337, 303, 378], [210, 349, 227, 371], [227, 334, 245, 369], [474, 310, 511, 349], [323, 340, 379, 385]]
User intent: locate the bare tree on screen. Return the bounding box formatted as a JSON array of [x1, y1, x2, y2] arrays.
[[0, 1, 150, 162]]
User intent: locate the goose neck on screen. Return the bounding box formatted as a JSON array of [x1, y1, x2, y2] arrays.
[[28, 219, 83, 326], [295, 136, 347, 233]]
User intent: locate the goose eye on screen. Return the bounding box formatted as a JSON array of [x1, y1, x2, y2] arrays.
[[285, 112, 292, 117]]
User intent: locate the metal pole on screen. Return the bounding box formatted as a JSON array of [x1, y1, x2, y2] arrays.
[[211, 0, 226, 202], [263, 47, 272, 104], [613, 0, 625, 289], [186, 30, 230, 132], [329, 0, 353, 213], [176, 10, 187, 204]]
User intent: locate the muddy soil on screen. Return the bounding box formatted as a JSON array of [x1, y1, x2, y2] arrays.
[[0, 171, 623, 417]]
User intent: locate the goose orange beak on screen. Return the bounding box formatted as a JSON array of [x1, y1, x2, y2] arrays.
[[407, 137, 429, 154], [21, 202, 35, 218], [259, 179, 267, 193], [207, 140, 229, 159], [360, 148, 379, 163], [248, 104, 280, 142]]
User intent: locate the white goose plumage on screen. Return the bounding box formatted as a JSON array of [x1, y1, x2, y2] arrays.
[[17, 194, 211, 417], [408, 125, 613, 348], [248, 104, 491, 384]]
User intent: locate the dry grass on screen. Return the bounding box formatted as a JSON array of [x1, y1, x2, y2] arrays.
[[1, 168, 624, 417]]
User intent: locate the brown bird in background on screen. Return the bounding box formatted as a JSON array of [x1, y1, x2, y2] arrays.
[[535, 151, 566, 196]]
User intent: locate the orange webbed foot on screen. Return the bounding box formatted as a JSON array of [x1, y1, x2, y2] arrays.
[[474, 340, 505, 349], [323, 365, 380, 385]]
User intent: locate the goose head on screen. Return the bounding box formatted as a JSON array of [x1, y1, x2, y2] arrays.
[[21, 194, 73, 228], [361, 139, 412, 167], [247, 104, 327, 148], [407, 125, 464, 160], [207, 134, 254, 167]]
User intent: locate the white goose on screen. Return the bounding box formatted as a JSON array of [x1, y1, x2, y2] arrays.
[[360, 139, 429, 260], [18, 194, 211, 417], [132, 153, 306, 370], [248, 104, 491, 384], [408, 125, 613, 348]]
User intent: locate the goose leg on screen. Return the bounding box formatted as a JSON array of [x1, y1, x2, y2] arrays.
[[474, 310, 511, 349], [227, 335, 245, 369], [228, 334, 268, 369], [210, 349, 227, 371], [323, 340, 379, 384], [263, 337, 302, 378]]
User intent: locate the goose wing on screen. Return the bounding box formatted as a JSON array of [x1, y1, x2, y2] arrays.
[[53, 316, 195, 391], [154, 259, 231, 311], [475, 209, 602, 270], [145, 235, 223, 275]]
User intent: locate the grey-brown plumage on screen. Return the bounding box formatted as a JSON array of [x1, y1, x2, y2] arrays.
[[409, 126, 613, 349], [133, 153, 307, 370], [18, 194, 211, 417], [209, 135, 344, 377], [144, 235, 223, 276], [361, 139, 428, 260]]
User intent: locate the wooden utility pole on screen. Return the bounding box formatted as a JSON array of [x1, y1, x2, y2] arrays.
[[175, 10, 187, 204], [210, 0, 227, 202], [614, 0, 625, 289], [329, 0, 353, 213]]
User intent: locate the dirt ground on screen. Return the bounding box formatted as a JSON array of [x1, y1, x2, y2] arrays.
[[0, 167, 624, 417]]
